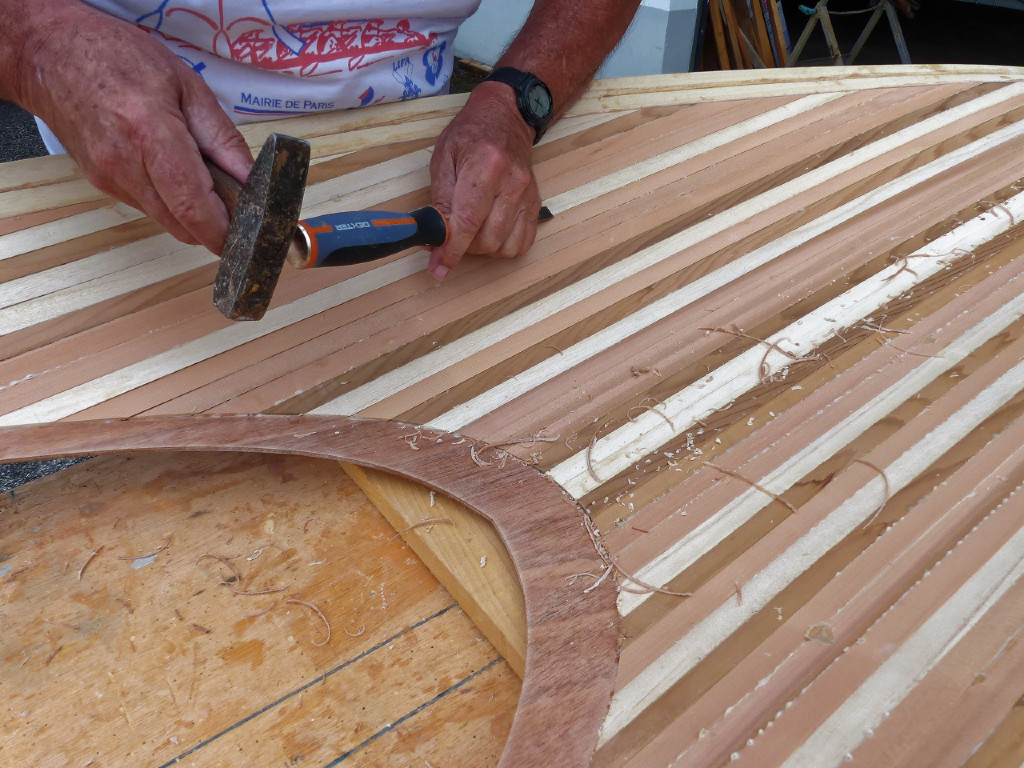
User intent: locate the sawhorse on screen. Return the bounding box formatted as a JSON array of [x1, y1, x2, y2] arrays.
[[787, 0, 912, 66]]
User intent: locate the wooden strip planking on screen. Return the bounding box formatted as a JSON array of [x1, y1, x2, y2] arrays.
[[610, 232, 1024, 601], [0, 202, 142, 262], [550, 189, 1024, 498], [0, 247, 217, 337], [615, 404, 1024, 768], [0, 232, 190, 309], [0, 175, 107, 219], [569, 67, 1024, 114], [427, 116, 1024, 435], [312, 82, 1024, 420], [774, 508, 1024, 768], [848, 578, 1024, 768], [599, 328, 1024, 746], [0, 255, 428, 425], [0, 83, 991, 421], [544, 93, 843, 213]]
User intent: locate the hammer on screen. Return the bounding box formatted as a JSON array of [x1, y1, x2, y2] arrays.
[[208, 133, 449, 321], [209, 133, 553, 321]]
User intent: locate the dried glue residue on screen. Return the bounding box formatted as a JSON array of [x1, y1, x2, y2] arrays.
[[263, 517, 276, 539], [132, 554, 158, 570], [805, 622, 835, 645]]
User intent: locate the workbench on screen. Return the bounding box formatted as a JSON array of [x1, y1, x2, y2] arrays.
[[5, 65, 1024, 767]]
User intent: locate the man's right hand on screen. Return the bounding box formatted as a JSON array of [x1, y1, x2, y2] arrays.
[[6, 1, 252, 254]]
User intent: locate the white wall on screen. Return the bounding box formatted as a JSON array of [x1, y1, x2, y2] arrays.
[[453, 0, 701, 77]]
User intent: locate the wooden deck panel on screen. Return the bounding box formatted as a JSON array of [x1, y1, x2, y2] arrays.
[[5, 66, 1024, 766], [0, 451, 518, 767]]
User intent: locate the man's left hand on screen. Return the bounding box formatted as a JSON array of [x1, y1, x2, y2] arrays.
[[428, 81, 542, 280]]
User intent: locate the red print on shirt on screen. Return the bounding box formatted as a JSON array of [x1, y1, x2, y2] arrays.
[[231, 19, 437, 74], [137, 2, 436, 77]]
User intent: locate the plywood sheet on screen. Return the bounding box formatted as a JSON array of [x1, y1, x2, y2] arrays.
[[6, 65, 1024, 766]]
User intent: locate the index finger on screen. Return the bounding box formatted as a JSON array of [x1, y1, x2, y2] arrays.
[[429, 166, 499, 280]]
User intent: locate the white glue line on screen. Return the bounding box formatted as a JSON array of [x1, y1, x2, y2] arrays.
[[551, 190, 1024, 497], [0, 254, 428, 426], [314, 83, 1024, 419], [618, 274, 1024, 615], [780, 512, 1024, 768], [428, 117, 1024, 434], [599, 352, 1024, 746]]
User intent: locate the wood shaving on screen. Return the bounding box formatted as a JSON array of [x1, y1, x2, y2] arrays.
[[286, 599, 331, 647], [117, 537, 171, 561], [705, 462, 799, 515], [580, 516, 691, 598], [627, 404, 675, 431], [78, 545, 104, 580], [805, 621, 835, 645], [586, 434, 601, 483], [856, 458, 891, 528]]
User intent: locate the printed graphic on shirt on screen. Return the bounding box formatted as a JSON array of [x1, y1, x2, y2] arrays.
[[136, 1, 437, 76]]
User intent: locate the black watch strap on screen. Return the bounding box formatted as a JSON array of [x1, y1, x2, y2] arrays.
[[484, 67, 554, 145]]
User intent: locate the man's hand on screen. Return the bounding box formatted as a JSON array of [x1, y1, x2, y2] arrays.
[[425, 0, 641, 280], [7, 1, 252, 254], [428, 82, 542, 281]]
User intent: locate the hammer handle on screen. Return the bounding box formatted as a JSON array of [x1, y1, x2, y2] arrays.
[[205, 160, 244, 220]]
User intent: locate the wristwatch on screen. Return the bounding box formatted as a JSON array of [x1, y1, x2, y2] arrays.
[[483, 67, 554, 145]]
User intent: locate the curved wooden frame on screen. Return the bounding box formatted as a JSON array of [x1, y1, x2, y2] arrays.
[[0, 415, 619, 768]]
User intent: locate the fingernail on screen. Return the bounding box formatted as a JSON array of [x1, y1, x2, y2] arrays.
[[431, 264, 450, 281]]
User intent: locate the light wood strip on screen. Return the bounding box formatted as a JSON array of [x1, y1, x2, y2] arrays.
[[0, 202, 141, 262], [342, 462, 528, 677]]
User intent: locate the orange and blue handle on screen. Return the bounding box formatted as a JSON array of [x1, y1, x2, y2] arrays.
[[292, 206, 449, 269]]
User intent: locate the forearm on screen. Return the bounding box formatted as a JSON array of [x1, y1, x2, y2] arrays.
[[495, 0, 642, 120]]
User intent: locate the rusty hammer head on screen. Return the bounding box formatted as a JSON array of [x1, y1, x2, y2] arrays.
[[211, 133, 311, 321]]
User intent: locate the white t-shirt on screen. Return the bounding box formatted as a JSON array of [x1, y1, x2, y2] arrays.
[[38, 1, 481, 151]]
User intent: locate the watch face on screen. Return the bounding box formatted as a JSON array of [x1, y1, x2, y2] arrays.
[[527, 83, 552, 118]]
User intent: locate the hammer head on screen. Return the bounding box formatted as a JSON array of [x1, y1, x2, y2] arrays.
[[213, 133, 311, 321]]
